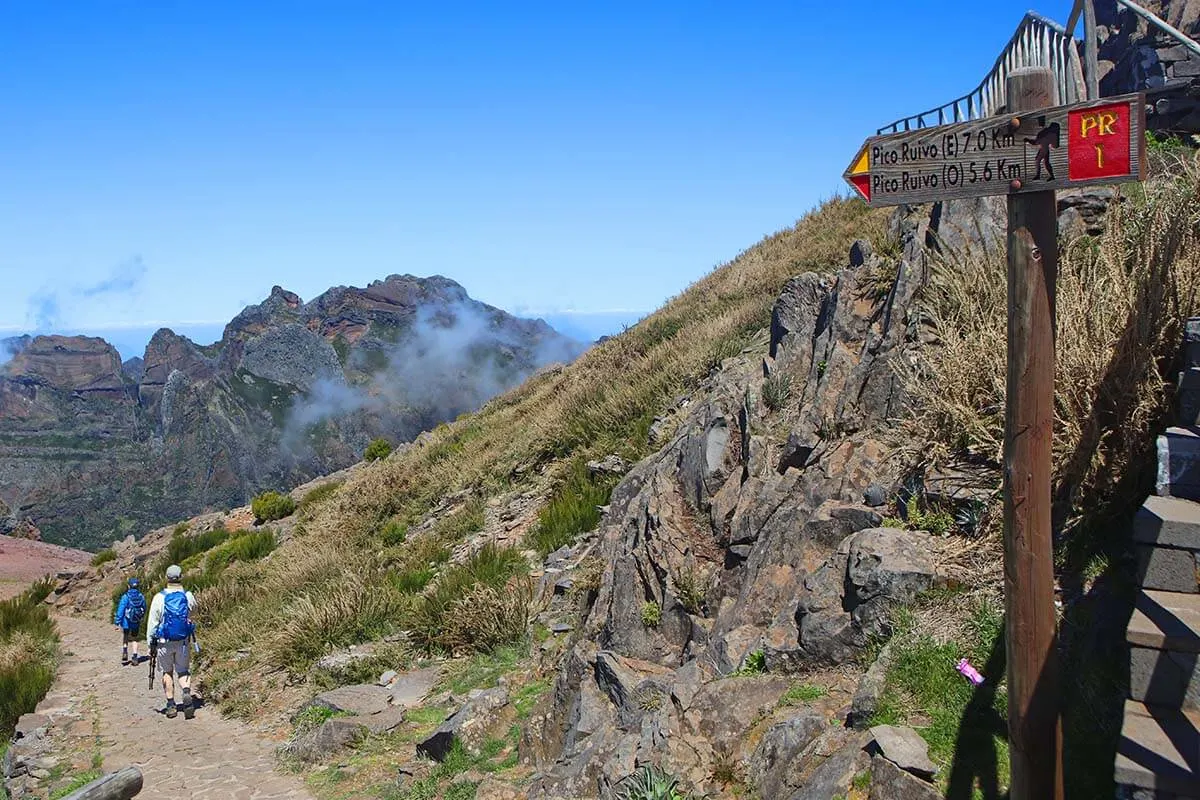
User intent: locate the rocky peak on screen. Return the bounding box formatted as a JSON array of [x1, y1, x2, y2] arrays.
[[3, 335, 124, 393], [141, 329, 214, 387]]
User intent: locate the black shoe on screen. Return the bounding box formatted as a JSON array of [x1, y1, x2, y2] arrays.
[[121, 658, 129, 666], [165, 702, 178, 719], [182, 694, 194, 720]]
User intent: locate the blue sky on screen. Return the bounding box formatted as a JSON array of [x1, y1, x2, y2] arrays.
[[0, 1, 1068, 358]]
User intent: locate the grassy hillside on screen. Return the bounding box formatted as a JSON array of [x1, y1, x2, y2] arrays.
[[182, 146, 1200, 798], [195, 196, 892, 708]]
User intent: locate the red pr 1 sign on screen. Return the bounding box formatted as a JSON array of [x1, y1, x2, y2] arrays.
[[1068, 101, 1133, 181]]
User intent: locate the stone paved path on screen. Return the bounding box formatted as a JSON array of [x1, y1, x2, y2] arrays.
[[47, 614, 314, 800]]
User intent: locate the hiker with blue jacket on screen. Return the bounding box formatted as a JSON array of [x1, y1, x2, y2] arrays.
[[113, 577, 146, 666], [146, 564, 198, 719]]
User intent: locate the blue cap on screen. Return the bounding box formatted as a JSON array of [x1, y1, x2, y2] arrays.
[[128, 577, 139, 588]]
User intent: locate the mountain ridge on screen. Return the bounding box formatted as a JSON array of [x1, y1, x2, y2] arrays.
[[0, 273, 583, 550]]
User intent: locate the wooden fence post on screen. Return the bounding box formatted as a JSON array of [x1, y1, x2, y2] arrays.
[[1003, 65, 1064, 800]]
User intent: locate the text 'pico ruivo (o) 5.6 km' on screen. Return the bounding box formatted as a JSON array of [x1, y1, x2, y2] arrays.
[[844, 92, 1147, 207]]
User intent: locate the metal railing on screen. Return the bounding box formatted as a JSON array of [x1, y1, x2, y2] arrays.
[[877, 12, 1086, 134], [1112, 0, 1200, 58]]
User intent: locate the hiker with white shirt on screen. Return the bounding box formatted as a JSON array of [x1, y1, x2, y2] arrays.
[[146, 564, 197, 719]]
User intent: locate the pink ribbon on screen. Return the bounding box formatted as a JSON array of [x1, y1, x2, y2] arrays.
[[957, 658, 984, 685]]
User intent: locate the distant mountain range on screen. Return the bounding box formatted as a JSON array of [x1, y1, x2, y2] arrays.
[[0, 274, 583, 550]]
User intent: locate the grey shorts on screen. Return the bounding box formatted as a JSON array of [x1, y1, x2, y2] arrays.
[[157, 639, 191, 677]]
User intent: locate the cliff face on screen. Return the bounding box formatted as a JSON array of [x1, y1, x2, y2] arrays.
[[523, 233, 941, 798], [0, 275, 582, 550]]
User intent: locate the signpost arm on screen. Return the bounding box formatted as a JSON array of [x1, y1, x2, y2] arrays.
[[1003, 66, 1064, 800]]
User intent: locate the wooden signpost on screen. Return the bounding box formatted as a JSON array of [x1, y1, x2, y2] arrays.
[[845, 91, 1145, 206], [845, 70, 1146, 800]]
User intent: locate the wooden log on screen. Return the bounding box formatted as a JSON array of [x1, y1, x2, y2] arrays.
[[1003, 66, 1064, 800], [61, 766, 143, 800]]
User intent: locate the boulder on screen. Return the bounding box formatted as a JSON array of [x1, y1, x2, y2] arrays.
[[285, 718, 367, 763], [587, 455, 630, 477], [748, 711, 827, 799], [787, 733, 871, 800], [309, 684, 391, 716], [388, 667, 440, 709], [868, 755, 942, 800], [868, 725, 937, 780], [417, 687, 509, 762], [352, 706, 407, 735], [787, 528, 936, 666]]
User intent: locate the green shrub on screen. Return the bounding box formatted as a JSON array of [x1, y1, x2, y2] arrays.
[[882, 496, 955, 536], [25, 577, 56, 606], [527, 460, 618, 555], [640, 601, 662, 628], [618, 765, 692, 800], [674, 568, 704, 615], [162, 527, 231, 568], [780, 683, 826, 705], [364, 437, 394, 462], [251, 491, 296, 524], [390, 566, 434, 594], [205, 530, 277, 573], [761, 372, 793, 411], [734, 650, 767, 676], [90, 549, 116, 568], [381, 519, 408, 545], [298, 481, 343, 513]]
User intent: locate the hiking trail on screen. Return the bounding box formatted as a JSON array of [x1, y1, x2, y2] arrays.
[[40, 612, 314, 800]]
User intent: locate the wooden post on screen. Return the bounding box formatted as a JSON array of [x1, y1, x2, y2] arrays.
[[61, 766, 143, 800], [1004, 66, 1064, 800], [1083, 0, 1100, 99]]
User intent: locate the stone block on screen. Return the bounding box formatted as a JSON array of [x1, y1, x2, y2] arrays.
[[1183, 369, 1200, 428], [1158, 429, 1200, 502], [1138, 545, 1200, 593], [1136, 497, 1200, 550], [1129, 590, 1200, 653], [1130, 646, 1200, 709], [1116, 700, 1200, 797]]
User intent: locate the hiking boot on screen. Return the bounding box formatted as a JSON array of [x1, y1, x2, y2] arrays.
[[165, 701, 177, 719], [182, 693, 194, 720], [121, 657, 129, 666]]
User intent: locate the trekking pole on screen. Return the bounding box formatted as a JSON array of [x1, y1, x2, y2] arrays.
[[148, 638, 158, 691]]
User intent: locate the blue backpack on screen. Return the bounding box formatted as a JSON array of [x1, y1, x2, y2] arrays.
[[157, 590, 194, 642], [122, 591, 146, 629]]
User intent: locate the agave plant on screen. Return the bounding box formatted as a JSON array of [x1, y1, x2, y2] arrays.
[[618, 765, 691, 800]]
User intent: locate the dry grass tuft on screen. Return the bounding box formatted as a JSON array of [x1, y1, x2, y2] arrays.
[[906, 150, 1200, 548]]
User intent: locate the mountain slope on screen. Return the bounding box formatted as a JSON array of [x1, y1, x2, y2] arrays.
[[0, 275, 581, 550], [50, 158, 1200, 798]]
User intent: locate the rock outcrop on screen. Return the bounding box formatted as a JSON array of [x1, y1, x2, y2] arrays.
[[524, 234, 944, 797], [0, 275, 582, 550]]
